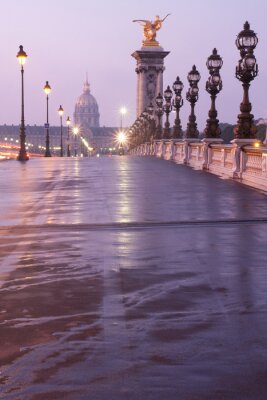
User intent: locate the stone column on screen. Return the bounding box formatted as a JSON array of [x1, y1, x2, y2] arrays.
[[132, 46, 169, 118]]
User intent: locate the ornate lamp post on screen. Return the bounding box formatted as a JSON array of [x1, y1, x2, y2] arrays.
[[66, 116, 71, 157], [73, 127, 79, 157], [172, 77, 184, 138], [44, 81, 52, 157], [185, 65, 201, 138], [143, 109, 150, 142], [204, 49, 223, 138], [135, 119, 142, 145], [138, 113, 146, 144], [155, 93, 164, 139], [16, 45, 29, 161], [163, 85, 173, 139], [234, 22, 258, 139], [58, 105, 64, 157], [147, 102, 156, 141]]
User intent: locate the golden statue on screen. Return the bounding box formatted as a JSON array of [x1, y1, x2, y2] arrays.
[[133, 14, 170, 46]]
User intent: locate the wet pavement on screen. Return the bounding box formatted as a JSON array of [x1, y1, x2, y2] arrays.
[[0, 156, 267, 400]]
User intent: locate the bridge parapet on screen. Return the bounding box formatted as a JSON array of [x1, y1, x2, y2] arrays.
[[130, 139, 267, 192]]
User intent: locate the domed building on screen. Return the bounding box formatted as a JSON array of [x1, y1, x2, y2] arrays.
[[74, 78, 100, 130], [0, 78, 118, 154]]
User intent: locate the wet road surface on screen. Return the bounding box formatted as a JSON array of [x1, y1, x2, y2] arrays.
[[0, 156, 267, 400]]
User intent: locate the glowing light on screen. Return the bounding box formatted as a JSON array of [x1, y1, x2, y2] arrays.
[[73, 127, 79, 135], [254, 142, 260, 148], [120, 106, 127, 116], [117, 130, 127, 144], [44, 81, 51, 95], [17, 45, 27, 66], [58, 105, 64, 117]]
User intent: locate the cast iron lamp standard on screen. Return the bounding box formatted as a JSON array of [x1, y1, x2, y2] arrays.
[[138, 113, 146, 144], [172, 76, 184, 138], [147, 102, 156, 141], [66, 116, 71, 157], [16, 45, 29, 161], [135, 119, 142, 146], [155, 93, 164, 139], [73, 127, 79, 157], [58, 105, 64, 157], [234, 21, 258, 139], [44, 81, 52, 157], [204, 49, 223, 138], [142, 109, 150, 142], [185, 65, 201, 139], [163, 86, 173, 139]]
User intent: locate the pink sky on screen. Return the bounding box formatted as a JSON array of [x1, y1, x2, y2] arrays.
[[1, 0, 267, 130]]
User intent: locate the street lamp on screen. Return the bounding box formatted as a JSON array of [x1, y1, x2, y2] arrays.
[[234, 21, 258, 139], [117, 130, 126, 155], [172, 76, 184, 138], [66, 116, 71, 157], [58, 105, 64, 157], [147, 102, 156, 141], [44, 81, 52, 157], [73, 126, 79, 157], [155, 93, 164, 139], [16, 45, 29, 161], [185, 65, 201, 138], [204, 49, 223, 138], [163, 86, 173, 139], [120, 106, 127, 129]]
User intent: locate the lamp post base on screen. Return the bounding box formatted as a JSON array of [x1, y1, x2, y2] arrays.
[[45, 151, 51, 157], [17, 150, 29, 161]]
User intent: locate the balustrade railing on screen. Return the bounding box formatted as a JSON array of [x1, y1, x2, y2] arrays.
[[130, 139, 267, 192]]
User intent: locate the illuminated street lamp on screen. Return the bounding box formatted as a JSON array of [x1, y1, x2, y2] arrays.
[[120, 106, 127, 129], [147, 102, 156, 141], [66, 116, 71, 157], [16, 45, 29, 161], [58, 105, 64, 157], [117, 130, 126, 155], [234, 22, 259, 139], [172, 76, 184, 138], [73, 126, 79, 157], [185, 65, 201, 138], [163, 85, 173, 139], [204, 49, 223, 138], [155, 93, 164, 139], [44, 81, 52, 157]]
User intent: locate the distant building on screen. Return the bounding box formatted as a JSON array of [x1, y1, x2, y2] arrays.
[[74, 78, 100, 128], [0, 78, 119, 155]]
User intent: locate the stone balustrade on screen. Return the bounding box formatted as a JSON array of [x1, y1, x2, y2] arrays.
[[130, 139, 267, 192]]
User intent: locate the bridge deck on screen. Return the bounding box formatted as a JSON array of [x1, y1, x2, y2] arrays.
[[1, 156, 267, 399]]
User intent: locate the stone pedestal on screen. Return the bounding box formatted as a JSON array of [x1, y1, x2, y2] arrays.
[[201, 138, 224, 170], [231, 138, 260, 178], [132, 46, 169, 117], [183, 138, 200, 164]]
